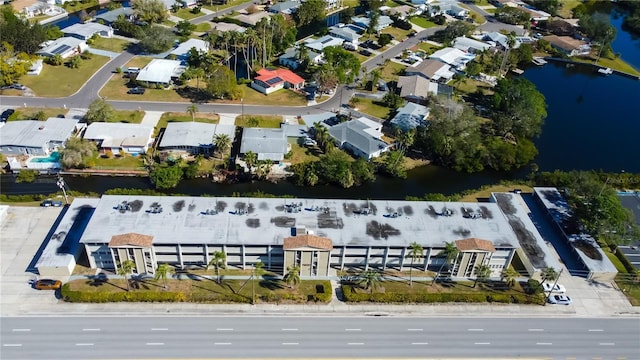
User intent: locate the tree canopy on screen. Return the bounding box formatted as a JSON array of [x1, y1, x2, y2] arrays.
[[294, 0, 326, 26], [84, 99, 115, 124], [133, 0, 169, 24], [149, 163, 184, 189], [491, 77, 547, 138], [205, 64, 243, 100], [0, 42, 31, 87], [321, 46, 361, 84], [0, 6, 57, 54], [138, 25, 175, 54], [60, 138, 97, 169]]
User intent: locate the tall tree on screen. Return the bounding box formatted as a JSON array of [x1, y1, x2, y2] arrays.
[[84, 98, 115, 124], [206, 64, 242, 100], [208, 250, 227, 284], [539, 267, 558, 290], [322, 46, 361, 84], [60, 138, 97, 169], [117, 260, 136, 291], [473, 264, 491, 288], [500, 267, 519, 288], [149, 163, 184, 189], [138, 25, 174, 54], [243, 151, 258, 173], [214, 133, 231, 159], [186, 104, 198, 121], [432, 242, 459, 285], [294, 0, 327, 26], [133, 0, 169, 24], [154, 263, 173, 289], [492, 77, 547, 139], [407, 242, 424, 287], [283, 265, 301, 289], [358, 269, 382, 294]]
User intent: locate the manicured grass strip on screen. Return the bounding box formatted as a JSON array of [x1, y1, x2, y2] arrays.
[[11, 107, 67, 120], [235, 115, 283, 128], [108, 110, 146, 124], [354, 98, 393, 119], [93, 155, 145, 170], [89, 37, 131, 53], [409, 16, 438, 29], [155, 112, 220, 136]]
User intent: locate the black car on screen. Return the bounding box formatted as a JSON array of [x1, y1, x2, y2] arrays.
[[359, 49, 373, 56], [0, 108, 15, 121], [127, 87, 146, 95]]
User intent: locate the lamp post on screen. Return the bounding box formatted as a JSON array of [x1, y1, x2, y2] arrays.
[[56, 176, 69, 205]]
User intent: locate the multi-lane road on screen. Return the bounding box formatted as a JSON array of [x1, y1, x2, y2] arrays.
[[1, 316, 638, 359]]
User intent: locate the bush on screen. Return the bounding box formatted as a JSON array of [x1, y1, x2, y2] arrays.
[[15, 169, 39, 183], [615, 249, 636, 273], [61, 284, 187, 302]]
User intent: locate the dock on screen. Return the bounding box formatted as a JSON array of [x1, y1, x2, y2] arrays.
[[511, 68, 524, 75], [532, 57, 548, 66], [598, 67, 613, 75]]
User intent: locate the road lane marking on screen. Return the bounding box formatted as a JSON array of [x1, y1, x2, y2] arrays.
[[282, 343, 299, 345], [588, 329, 604, 332], [528, 329, 544, 332], [599, 343, 615, 346], [151, 328, 168, 331], [468, 329, 484, 331], [82, 328, 101, 332], [281, 328, 298, 331], [214, 343, 231, 345], [146, 343, 164, 346], [345, 328, 361, 331], [347, 343, 364, 345], [407, 328, 423, 331], [11, 329, 30, 332], [216, 328, 234, 331], [536, 342, 552, 345], [411, 342, 429, 345], [474, 342, 490, 345], [75, 343, 94, 346], [3, 344, 22, 347]]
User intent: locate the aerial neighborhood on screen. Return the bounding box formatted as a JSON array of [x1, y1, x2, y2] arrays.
[[1, 0, 640, 353]]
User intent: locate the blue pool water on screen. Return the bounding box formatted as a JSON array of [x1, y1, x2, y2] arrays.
[[30, 152, 60, 163]]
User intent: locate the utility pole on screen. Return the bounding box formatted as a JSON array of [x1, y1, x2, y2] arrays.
[[56, 175, 69, 205]]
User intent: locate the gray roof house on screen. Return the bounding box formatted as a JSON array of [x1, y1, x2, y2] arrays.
[[328, 117, 390, 160], [278, 46, 322, 70], [0, 118, 80, 156], [95, 7, 135, 25], [268, 0, 300, 14], [135, 59, 185, 87], [397, 75, 439, 104], [37, 37, 88, 59], [169, 38, 208, 61], [304, 35, 344, 52], [158, 122, 236, 155], [390, 102, 430, 132], [405, 58, 455, 82], [350, 15, 393, 32], [62, 22, 113, 40], [234, 11, 272, 27], [83, 123, 153, 155], [239, 128, 290, 162], [329, 24, 363, 44], [453, 36, 491, 53]]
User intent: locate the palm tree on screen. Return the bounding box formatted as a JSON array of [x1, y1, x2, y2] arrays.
[[500, 267, 519, 288], [407, 242, 424, 287], [256, 159, 273, 179], [208, 250, 226, 284], [369, 69, 381, 92], [349, 96, 360, 109], [432, 242, 459, 285], [154, 263, 173, 289], [214, 133, 231, 159], [117, 259, 136, 291], [283, 265, 301, 289], [186, 104, 198, 122], [243, 151, 258, 173], [539, 267, 558, 290], [359, 269, 382, 294], [473, 264, 491, 288], [313, 124, 330, 153], [251, 261, 264, 304]]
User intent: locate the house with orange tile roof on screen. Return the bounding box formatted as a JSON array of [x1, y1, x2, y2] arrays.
[[251, 68, 305, 95]]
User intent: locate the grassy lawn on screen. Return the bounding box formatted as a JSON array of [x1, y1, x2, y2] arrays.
[[617, 277, 640, 306], [287, 139, 321, 165], [409, 16, 438, 29], [11, 107, 67, 120], [99, 74, 192, 102], [202, 0, 253, 12], [558, 0, 582, 19], [235, 115, 283, 128], [62, 0, 98, 12], [385, 0, 399, 7], [124, 56, 154, 69], [459, 185, 533, 202], [380, 26, 412, 41], [89, 37, 131, 53], [459, 4, 484, 24], [173, 8, 204, 20], [572, 56, 640, 77], [155, 112, 220, 135], [193, 23, 211, 32], [240, 84, 308, 106], [379, 61, 407, 82], [108, 110, 145, 124], [416, 42, 442, 54], [93, 154, 145, 170], [64, 277, 331, 304], [355, 98, 393, 119], [451, 77, 495, 95], [19, 55, 109, 97], [162, 19, 177, 26]]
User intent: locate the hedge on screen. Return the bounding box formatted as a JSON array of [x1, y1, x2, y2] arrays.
[[341, 285, 544, 305], [62, 284, 187, 303], [614, 248, 635, 273], [606, 251, 629, 273]]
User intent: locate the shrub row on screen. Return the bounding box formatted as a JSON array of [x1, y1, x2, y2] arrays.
[[341, 286, 544, 305], [614, 249, 635, 273], [62, 285, 187, 303]]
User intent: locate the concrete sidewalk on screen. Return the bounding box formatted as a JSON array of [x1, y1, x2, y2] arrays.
[[140, 111, 163, 128]]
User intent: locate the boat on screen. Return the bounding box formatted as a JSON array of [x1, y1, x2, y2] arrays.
[[598, 67, 613, 75], [532, 57, 548, 66]]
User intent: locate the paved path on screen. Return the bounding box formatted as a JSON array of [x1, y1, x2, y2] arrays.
[[86, 47, 120, 58], [140, 111, 164, 128], [217, 113, 237, 125]]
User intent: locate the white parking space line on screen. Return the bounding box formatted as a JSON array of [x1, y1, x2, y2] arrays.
[[347, 343, 364, 345], [411, 342, 429, 345], [82, 328, 101, 332], [146, 343, 164, 346], [282, 343, 299, 345], [474, 342, 491, 345], [214, 343, 232, 345], [599, 343, 615, 346], [588, 329, 604, 332], [468, 329, 484, 331], [281, 328, 298, 331], [345, 328, 361, 331], [536, 342, 552, 345], [3, 344, 22, 347], [11, 329, 30, 332], [407, 328, 423, 331], [528, 329, 544, 332], [75, 343, 94, 346], [216, 328, 234, 331], [151, 328, 168, 331]]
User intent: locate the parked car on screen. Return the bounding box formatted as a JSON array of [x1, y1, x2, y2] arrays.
[[303, 138, 317, 146], [34, 279, 62, 290], [547, 294, 572, 305], [1, 108, 15, 121], [11, 83, 27, 90], [40, 199, 63, 207], [542, 283, 566, 293], [359, 49, 373, 56], [127, 87, 146, 95]]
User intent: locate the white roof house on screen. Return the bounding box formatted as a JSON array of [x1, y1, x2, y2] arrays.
[[304, 35, 345, 52], [234, 11, 272, 26], [350, 15, 393, 31], [158, 122, 236, 155], [0, 117, 80, 156], [95, 7, 135, 24], [169, 38, 209, 60], [328, 117, 390, 160], [329, 24, 363, 44], [62, 22, 113, 40], [210, 22, 247, 33], [428, 47, 470, 67], [390, 102, 430, 132], [239, 128, 289, 162], [278, 46, 323, 70], [83, 123, 153, 154], [135, 59, 184, 86], [37, 37, 87, 59], [405, 59, 455, 82], [453, 36, 491, 53]]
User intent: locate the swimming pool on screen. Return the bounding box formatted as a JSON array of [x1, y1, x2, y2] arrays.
[[30, 151, 60, 163]]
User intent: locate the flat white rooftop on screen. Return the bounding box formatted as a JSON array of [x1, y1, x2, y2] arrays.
[[79, 195, 523, 249]]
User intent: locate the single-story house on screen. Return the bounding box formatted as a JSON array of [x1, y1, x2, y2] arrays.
[[542, 35, 591, 57], [390, 102, 430, 132], [519, 6, 550, 21], [304, 35, 345, 52], [62, 22, 113, 40], [301, 112, 336, 128], [239, 127, 290, 162], [278, 46, 323, 70], [158, 122, 236, 155], [268, 0, 300, 14], [329, 24, 364, 44], [442, 3, 469, 18], [428, 47, 475, 69], [384, 5, 415, 20], [210, 22, 247, 33], [83, 123, 153, 155], [251, 68, 305, 95], [483, 31, 522, 49], [95, 7, 135, 25], [405, 59, 455, 83], [135, 59, 185, 87], [350, 15, 393, 32], [159, 0, 178, 10], [234, 11, 272, 27], [453, 36, 491, 54], [37, 37, 87, 59], [397, 75, 439, 104], [169, 38, 209, 61], [27, 59, 44, 75], [328, 117, 390, 160], [0, 117, 80, 156]]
